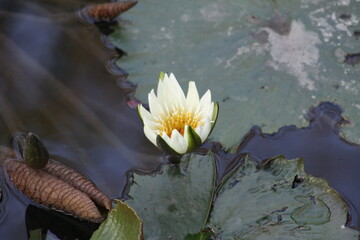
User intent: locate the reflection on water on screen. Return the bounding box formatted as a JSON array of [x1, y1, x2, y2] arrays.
[[1, 0, 360, 239], [0, 0, 161, 239]]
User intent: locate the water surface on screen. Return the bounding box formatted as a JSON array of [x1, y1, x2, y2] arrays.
[[0, 1, 161, 239]]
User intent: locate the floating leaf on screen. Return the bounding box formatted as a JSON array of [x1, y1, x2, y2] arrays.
[[119, 151, 358, 239], [125, 153, 216, 240], [44, 159, 112, 210], [29, 229, 58, 240], [29, 229, 43, 240], [209, 156, 359, 239], [110, 0, 360, 147], [91, 200, 143, 240], [183, 228, 215, 240]]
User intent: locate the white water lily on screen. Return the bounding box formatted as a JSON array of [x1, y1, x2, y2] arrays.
[[138, 72, 219, 155]]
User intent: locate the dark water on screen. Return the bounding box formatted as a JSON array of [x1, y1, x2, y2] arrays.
[[0, 1, 161, 239], [0, 1, 360, 240]]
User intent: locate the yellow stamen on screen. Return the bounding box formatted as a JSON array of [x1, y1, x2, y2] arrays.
[[156, 107, 204, 137]]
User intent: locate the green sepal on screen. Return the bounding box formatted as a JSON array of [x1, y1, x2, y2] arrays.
[[159, 72, 166, 81], [210, 102, 219, 134], [156, 135, 181, 156], [23, 132, 49, 169], [186, 126, 202, 153]]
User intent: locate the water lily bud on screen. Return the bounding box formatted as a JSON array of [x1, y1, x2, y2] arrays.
[[138, 72, 219, 155], [23, 132, 49, 169]]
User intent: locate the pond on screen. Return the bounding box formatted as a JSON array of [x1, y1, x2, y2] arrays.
[[0, 0, 360, 239], [0, 0, 161, 239]]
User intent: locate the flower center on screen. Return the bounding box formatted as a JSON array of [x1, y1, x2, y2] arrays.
[[156, 108, 204, 137]]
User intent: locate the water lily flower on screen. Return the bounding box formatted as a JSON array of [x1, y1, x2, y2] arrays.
[[138, 72, 219, 155]]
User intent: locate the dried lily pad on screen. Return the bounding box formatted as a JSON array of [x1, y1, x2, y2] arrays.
[[209, 156, 359, 239], [125, 153, 216, 240]]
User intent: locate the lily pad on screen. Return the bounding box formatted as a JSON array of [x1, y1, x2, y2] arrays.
[[29, 229, 57, 240], [120, 152, 357, 239], [209, 155, 359, 239], [90, 200, 143, 240], [111, 0, 360, 148], [29, 229, 43, 240], [183, 228, 215, 240], [125, 153, 216, 240]]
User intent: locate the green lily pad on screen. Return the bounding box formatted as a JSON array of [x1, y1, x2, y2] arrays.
[[120, 152, 357, 239], [29, 229, 43, 240], [111, 0, 360, 148], [90, 200, 143, 240], [209, 155, 359, 239], [125, 153, 216, 240], [183, 228, 215, 240]]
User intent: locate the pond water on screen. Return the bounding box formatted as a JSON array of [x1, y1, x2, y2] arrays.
[[0, 0, 162, 239], [0, 0, 360, 239]]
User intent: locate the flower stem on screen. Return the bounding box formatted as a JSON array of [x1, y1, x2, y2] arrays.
[[167, 154, 182, 164]]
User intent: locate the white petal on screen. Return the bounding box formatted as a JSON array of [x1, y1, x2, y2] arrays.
[[186, 81, 200, 110], [156, 73, 168, 102], [148, 89, 164, 118], [165, 73, 186, 108], [199, 90, 213, 118], [162, 130, 188, 154], [205, 102, 214, 120], [196, 117, 212, 142], [138, 105, 157, 129], [139, 104, 154, 122], [143, 126, 157, 146], [169, 73, 185, 95], [200, 89, 211, 106]]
